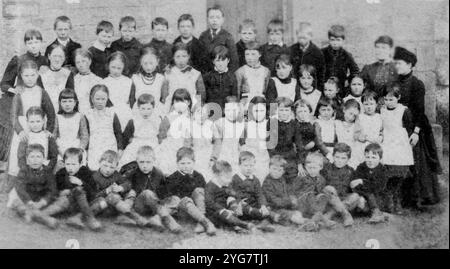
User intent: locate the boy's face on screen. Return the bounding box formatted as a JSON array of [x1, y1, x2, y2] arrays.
[[138, 103, 154, 119], [99, 160, 117, 178], [329, 36, 344, 50], [375, 43, 392, 61], [108, 59, 125, 78], [75, 56, 91, 74], [208, 10, 224, 30], [55, 21, 71, 41], [333, 152, 349, 168], [27, 151, 45, 170], [318, 105, 334, 120], [61, 98, 76, 114], [213, 57, 230, 73], [64, 155, 82, 176], [27, 114, 44, 133], [364, 151, 381, 169], [92, 90, 108, 110], [21, 68, 39, 88], [350, 78, 364, 97], [277, 106, 292, 122], [174, 50, 190, 69], [269, 164, 284, 180], [153, 24, 168, 41], [344, 107, 359, 123], [141, 54, 158, 74], [297, 29, 312, 47], [305, 161, 322, 177], [324, 83, 338, 99], [268, 30, 283, 45], [299, 71, 314, 89], [49, 47, 66, 70], [240, 158, 256, 178], [137, 154, 155, 174], [120, 24, 136, 42], [178, 157, 195, 175], [363, 99, 377, 115], [276, 63, 292, 80], [25, 38, 42, 56], [98, 30, 114, 47], [224, 103, 240, 122], [245, 49, 261, 67], [296, 106, 311, 122], [240, 28, 256, 44], [178, 20, 194, 39], [384, 94, 399, 110]]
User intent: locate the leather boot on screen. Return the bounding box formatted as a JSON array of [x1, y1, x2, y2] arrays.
[[289, 211, 305, 225], [66, 213, 86, 230], [329, 196, 354, 227], [146, 215, 166, 232], [161, 214, 183, 234], [368, 208, 386, 224], [312, 212, 336, 229], [30, 210, 59, 229]]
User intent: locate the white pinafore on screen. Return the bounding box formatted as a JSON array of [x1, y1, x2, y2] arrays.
[[216, 118, 245, 173], [56, 113, 82, 155], [103, 75, 133, 131], [381, 105, 414, 166], [343, 95, 364, 114], [74, 73, 102, 115], [316, 118, 336, 154], [40, 68, 71, 110], [241, 120, 270, 183], [165, 67, 201, 113], [131, 73, 165, 116], [192, 119, 215, 181], [335, 120, 360, 169], [85, 108, 118, 171], [8, 86, 43, 177]]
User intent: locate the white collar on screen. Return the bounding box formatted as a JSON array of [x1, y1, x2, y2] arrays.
[[268, 42, 284, 47], [58, 38, 69, 46], [181, 36, 194, 43], [214, 66, 229, 74], [237, 171, 254, 181], [93, 40, 108, 51]]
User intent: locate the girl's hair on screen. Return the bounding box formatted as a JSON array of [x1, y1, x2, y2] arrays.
[[20, 60, 38, 73], [275, 54, 292, 69], [172, 42, 191, 57], [24, 29, 43, 42], [26, 106, 44, 119], [316, 97, 337, 112], [248, 96, 267, 121], [211, 45, 230, 61], [107, 51, 128, 75], [176, 147, 195, 162], [343, 99, 361, 112], [212, 160, 233, 175], [74, 48, 93, 61], [47, 44, 66, 57], [89, 84, 110, 108], [225, 96, 239, 104], [63, 148, 83, 163], [384, 83, 401, 99], [276, 97, 294, 110], [137, 93, 155, 107], [361, 91, 378, 104], [298, 64, 317, 89], [178, 14, 195, 27], [294, 99, 313, 113], [365, 143, 383, 159], [171, 88, 192, 110], [58, 88, 79, 114]]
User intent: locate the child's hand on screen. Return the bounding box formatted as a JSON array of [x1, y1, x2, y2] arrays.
[[35, 199, 48, 209], [111, 184, 124, 193], [60, 189, 71, 197], [409, 133, 419, 147], [305, 141, 315, 150], [69, 176, 83, 186], [18, 131, 28, 142], [350, 179, 364, 189], [298, 164, 307, 177], [260, 205, 270, 217]]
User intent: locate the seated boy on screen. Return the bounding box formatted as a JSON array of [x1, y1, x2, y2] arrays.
[[320, 143, 355, 227], [291, 152, 336, 231], [6, 144, 58, 229], [121, 146, 179, 233], [262, 155, 305, 226], [163, 147, 216, 236], [350, 143, 389, 224], [230, 151, 280, 230], [43, 148, 101, 231], [206, 160, 256, 234]]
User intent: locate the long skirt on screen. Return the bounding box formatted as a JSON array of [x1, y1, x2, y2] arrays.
[[0, 94, 14, 162]]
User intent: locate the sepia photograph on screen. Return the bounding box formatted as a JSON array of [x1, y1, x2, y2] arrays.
[[0, 0, 448, 251]]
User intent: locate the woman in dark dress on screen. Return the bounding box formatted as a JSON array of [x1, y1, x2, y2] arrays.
[[392, 47, 442, 208]]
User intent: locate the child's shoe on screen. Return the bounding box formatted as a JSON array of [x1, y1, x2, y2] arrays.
[[256, 219, 276, 233], [200, 218, 217, 236], [368, 209, 386, 224], [85, 216, 102, 231], [146, 215, 165, 232], [162, 215, 183, 234], [66, 213, 86, 230], [126, 211, 148, 227], [269, 212, 281, 223], [194, 223, 205, 234], [290, 211, 305, 225], [342, 211, 354, 227], [300, 219, 320, 232]]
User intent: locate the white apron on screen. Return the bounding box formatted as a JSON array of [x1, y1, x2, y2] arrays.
[[165, 67, 200, 113], [74, 73, 102, 115], [40, 68, 71, 110], [273, 77, 297, 103], [103, 76, 133, 131], [131, 73, 166, 117], [216, 118, 245, 173], [335, 120, 360, 169]]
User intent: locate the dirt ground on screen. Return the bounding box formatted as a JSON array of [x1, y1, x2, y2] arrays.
[[0, 153, 448, 249]]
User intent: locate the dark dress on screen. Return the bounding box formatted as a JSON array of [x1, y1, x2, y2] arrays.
[[173, 36, 209, 74], [110, 38, 143, 77], [397, 72, 442, 205], [360, 60, 397, 98]]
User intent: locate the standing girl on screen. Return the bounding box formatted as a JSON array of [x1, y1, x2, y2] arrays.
[[298, 64, 322, 114], [266, 55, 300, 108], [155, 88, 193, 176], [8, 60, 56, 179], [343, 75, 366, 113], [102, 51, 135, 130], [381, 85, 414, 214], [40, 44, 74, 110], [84, 84, 123, 171], [131, 47, 168, 116], [73, 49, 103, 114], [165, 42, 206, 113], [335, 99, 361, 169]]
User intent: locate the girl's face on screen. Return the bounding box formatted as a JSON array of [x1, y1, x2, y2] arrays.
[[363, 99, 377, 116], [245, 50, 261, 67], [318, 105, 334, 120], [138, 103, 154, 118], [21, 68, 39, 87], [296, 105, 311, 122], [240, 28, 256, 44], [344, 107, 359, 123], [25, 38, 42, 56], [394, 60, 412, 75], [49, 47, 66, 70], [141, 54, 158, 74], [213, 57, 230, 73], [324, 83, 338, 99], [277, 106, 292, 122], [178, 20, 194, 39], [384, 94, 399, 109], [60, 98, 76, 113], [108, 59, 125, 78], [251, 103, 266, 122], [299, 71, 314, 89], [173, 100, 190, 114], [174, 50, 190, 69], [75, 55, 91, 74], [350, 77, 365, 97], [27, 114, 45, 133], [375, 43, 392, 61], [224, 103, 240, 122], [92, 90, 108, 110], [276, 63, 292, 79]]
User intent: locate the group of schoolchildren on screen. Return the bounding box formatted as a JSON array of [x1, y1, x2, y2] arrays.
[[0, 4, 442, 236]]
